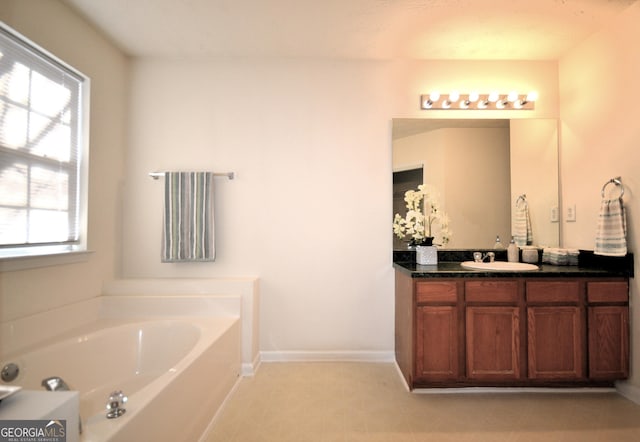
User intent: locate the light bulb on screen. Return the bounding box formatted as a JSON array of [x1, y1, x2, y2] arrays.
[[507, 91, 519, 102], [488, 91, 499, 102], [429, 91, 441, 101], [526, 91, 538, 102], [468, 91, 479, 102], [448, 91, 460, 102]]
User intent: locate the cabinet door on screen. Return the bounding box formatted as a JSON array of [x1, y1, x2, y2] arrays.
[[527, 306, 584, 380], [466, 306, 521, 380], [588, 306, 629, 380], [416, 305, 460, 380]]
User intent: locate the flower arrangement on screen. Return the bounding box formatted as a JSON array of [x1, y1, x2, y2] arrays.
[[393, 184, 452, 246]]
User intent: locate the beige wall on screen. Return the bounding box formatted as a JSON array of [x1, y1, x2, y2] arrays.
[[122, 57, 558, 355], [0, 1, 128, 321], [559, 2, 640, 388], [510, 119, 560, 248]]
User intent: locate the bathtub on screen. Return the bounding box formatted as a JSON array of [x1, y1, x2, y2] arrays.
[[1, 306, 241, 441]]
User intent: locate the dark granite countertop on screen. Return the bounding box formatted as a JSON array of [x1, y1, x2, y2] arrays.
[[393, 261, 631, 278], [393, 249, 634, 279]]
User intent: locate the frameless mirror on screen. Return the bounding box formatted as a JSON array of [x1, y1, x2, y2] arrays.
[[392, 118, 559, 250]]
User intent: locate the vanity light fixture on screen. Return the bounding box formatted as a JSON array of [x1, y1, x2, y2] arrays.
[[420, 91, 537, 110]]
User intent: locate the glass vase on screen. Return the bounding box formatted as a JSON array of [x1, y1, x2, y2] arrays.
[[416, 245, 438, 265]]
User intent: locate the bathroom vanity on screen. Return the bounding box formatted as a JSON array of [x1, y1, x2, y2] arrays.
[[394, 254, 631, 390]]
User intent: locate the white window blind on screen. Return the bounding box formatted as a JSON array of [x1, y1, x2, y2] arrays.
[[0, 24, 88, 256]]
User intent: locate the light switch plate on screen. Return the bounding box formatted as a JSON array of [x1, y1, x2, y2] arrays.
[[566, 204, 576, 222], [550, 206, 559, 223]]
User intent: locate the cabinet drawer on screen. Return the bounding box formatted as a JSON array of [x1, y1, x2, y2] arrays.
[[416, 281, 458, 303], [587, 281, 628, 304], [526, 281, 580, 303], [465, 281, 518, 303]]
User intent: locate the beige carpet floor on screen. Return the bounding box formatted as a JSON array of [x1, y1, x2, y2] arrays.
[[204, 362, 640, 442]]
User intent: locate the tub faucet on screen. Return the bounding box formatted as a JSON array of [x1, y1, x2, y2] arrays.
[[106, 390, 127, 419], [41, 376, 70, 391], [42, 376, 83, 435]]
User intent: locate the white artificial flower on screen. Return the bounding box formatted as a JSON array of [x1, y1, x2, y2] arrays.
[[392, 184, 452, 245]]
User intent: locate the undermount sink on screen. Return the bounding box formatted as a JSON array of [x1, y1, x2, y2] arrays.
[[460, 261, 539, 271]]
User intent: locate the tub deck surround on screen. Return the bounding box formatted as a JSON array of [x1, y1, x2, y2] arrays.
[[102, 278, 260, 375], [393, 251, 631, 391], [1, 277, 260, 375], [0, 295, 243, 442], [1, 317, 241, 442], [0, 390, 80, 442], [1, 293, 245, 356]]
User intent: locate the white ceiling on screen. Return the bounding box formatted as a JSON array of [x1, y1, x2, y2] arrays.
[[63, 0, 637, 60]]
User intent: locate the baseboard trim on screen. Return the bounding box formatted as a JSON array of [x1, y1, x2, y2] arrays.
[[260, 350, 396, 363], [393, 361, 411, 392], [616, 380, 640, 405], [393, 362, 631, 396], [411, 386, 617, 394], [241, 353, 261, 376]]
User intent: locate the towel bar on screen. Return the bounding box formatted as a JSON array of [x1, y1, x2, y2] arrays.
[[148, 171, 234, 180], [601, 177, 624, 199]]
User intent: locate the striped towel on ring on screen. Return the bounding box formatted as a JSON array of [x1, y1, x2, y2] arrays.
[[594, 197, 626, 256]]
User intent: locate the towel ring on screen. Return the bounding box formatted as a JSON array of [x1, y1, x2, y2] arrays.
[[601, 177, 624, 199]]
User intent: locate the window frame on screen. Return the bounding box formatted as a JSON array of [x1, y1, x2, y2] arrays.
[[0, 22, 90, 262]]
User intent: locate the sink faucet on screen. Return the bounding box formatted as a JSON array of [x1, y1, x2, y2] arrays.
[[473, 252, 495, 263]]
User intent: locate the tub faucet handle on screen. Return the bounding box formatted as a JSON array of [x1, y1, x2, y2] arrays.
[[106, 390, 127, 419], [1, 363, 19, 382]]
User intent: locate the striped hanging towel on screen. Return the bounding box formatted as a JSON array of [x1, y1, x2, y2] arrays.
[[594, 197, 627, 256], [513, 198, 533, 247], [162, 172, 216, 262]]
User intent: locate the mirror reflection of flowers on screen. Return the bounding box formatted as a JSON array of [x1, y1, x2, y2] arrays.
[[393, 184, 452, 246]]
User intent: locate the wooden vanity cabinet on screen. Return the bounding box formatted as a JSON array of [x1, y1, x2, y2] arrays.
[[395, 270, 630, 389], [465, 281, 523, 381], [394, 273, 464, 386], [587, 281, 629, 380], [526, 281, 586, 381], [414, 280, 464, 382]]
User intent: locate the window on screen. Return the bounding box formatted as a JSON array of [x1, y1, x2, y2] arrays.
[[0, 23, 89, 259]]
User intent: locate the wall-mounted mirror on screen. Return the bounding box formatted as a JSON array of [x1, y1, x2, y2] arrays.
[[392, 118, 560, 250]]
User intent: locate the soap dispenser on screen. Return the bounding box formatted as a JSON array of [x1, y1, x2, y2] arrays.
[[507, 236, 519, 262], [493, 235, 504, 250]]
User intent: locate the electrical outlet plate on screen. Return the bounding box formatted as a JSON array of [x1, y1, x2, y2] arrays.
[[566, 204, 576, 222], [550, 206, 559, 223]]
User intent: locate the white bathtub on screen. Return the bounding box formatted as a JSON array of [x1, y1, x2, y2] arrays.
[[1, 297, 242, 441]]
